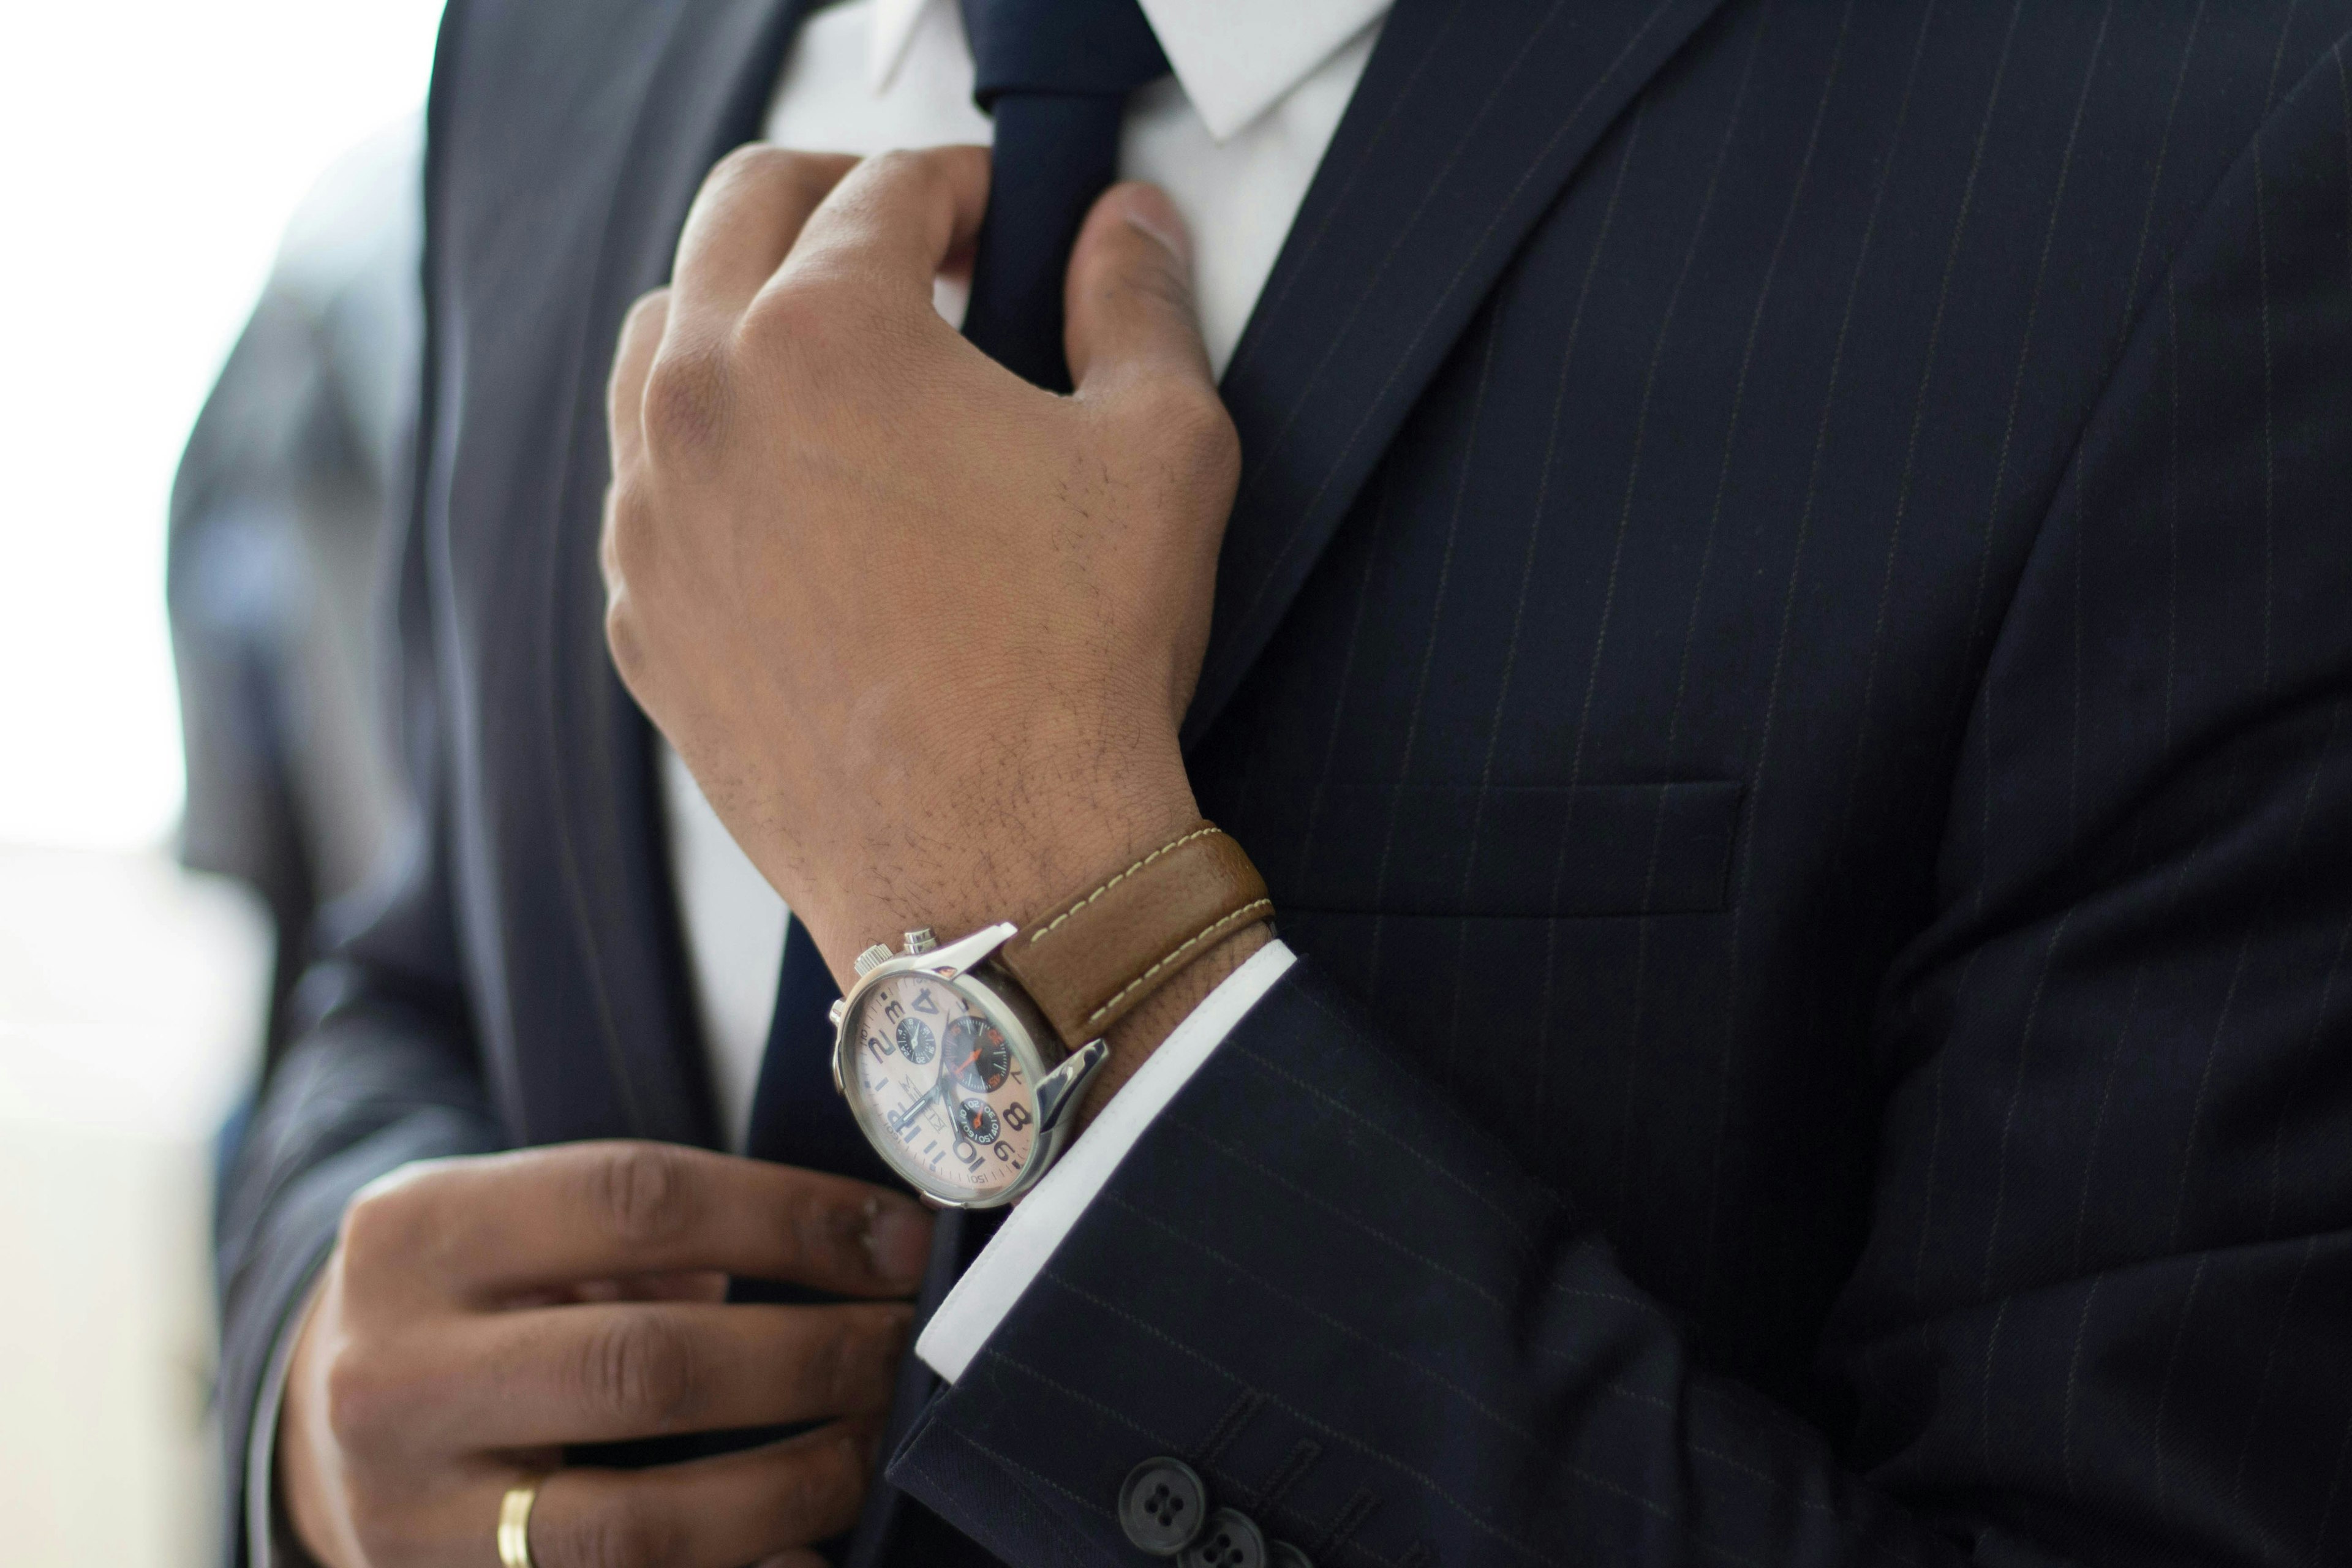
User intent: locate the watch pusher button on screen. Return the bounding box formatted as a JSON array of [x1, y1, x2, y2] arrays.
[[1118, 1457, 1208, 1557], [1180, 1509, 1266, 1568], [853, 943, 894, 977], [904, 927, 938, 955]]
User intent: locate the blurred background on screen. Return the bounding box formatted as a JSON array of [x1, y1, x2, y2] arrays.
[[0, 2, 447, 1562]]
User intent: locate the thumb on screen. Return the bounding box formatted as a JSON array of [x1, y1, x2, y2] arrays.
[[1063, 182, 1215, 399]]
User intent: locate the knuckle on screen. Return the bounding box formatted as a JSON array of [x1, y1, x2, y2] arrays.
[[578, 1313, 698, 1429], [587, 1143, 700, 1249], [863, 146, 934, 195], [603, 592, 647, 688], [546, 1496, 680, 1568], [339, 1175, 429, 1277], [776, 149, 848, 212], [709, 143, 842, 222], [1146, 385, 1240, 488], [601, 483, 661, 596], [787, 1432, 870, 1529], [344, 1490, 421, 1565], [717, 140, 827, 184], [337, 1191, 399, 1267], [616, 289, 669, 360], [320, 1343, 403, 1456], [640, 339, 732, 456], [739, 284, 832, 357], [345, 1155, 491, 1284], [710, 140, 791, 186], [744, 276, 886, 372], [780, 1185, 858, 1276]]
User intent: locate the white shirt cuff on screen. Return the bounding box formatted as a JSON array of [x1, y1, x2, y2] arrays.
[[913, 938, 1297, 1382]]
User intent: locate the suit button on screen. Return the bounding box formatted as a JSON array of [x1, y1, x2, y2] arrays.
[[1270, 1545, 1313, 1568], [1120, 1457, 1208, 1556], [1180, 1507, 1266, 1568]]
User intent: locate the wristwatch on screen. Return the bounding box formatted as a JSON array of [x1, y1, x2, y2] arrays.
[[827, 821, 1271, 1208]]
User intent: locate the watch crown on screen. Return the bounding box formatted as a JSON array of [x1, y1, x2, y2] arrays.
[[903, 927, 938, 956], [853, 943, 894, 977]]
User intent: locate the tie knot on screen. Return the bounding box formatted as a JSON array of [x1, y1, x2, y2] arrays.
[[960, 0, 1170, 108]]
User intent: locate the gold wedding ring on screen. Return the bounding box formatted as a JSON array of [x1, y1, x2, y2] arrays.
[[497, 1477, 544, 1568]]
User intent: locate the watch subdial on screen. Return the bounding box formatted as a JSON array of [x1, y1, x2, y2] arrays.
[[894, 1017, 937, 1064], [944, 1015, 1011, 1093], [956, 1099, 1001, 1145]]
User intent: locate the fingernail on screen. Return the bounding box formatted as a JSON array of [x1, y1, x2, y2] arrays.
[[862, 1196, 932, 1287]]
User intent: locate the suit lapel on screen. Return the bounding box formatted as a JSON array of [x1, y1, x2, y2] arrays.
[[1186, 0, 1735, 748], [521, 0, 812, 1146]]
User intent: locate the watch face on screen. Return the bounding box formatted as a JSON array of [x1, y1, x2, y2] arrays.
[[845, 968, 1041, 1202]]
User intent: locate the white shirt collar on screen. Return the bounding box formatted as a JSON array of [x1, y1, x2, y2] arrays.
[[866, 0, 1389, 141]]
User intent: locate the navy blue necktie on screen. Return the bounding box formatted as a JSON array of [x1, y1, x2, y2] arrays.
[[959, 0, 1172, 390]]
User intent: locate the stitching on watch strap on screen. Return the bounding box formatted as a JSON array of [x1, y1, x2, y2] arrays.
[[1024, 826, 1226, 948], [1082, 897, 1275, 1029]]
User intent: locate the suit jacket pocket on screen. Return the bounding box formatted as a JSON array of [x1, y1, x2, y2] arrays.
[[1244, 781, 1742, 918]]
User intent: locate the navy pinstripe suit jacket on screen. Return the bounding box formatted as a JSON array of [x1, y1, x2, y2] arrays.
[[215, 1, 2352, 1564]]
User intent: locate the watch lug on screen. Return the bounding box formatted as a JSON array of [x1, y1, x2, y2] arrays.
[[1034, 1039, 1109, 1133], [924, 921, 1020, 981], [827, 998, 846, 1028], [830, 1047, 844, 1098]]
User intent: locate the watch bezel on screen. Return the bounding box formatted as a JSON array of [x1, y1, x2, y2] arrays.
[[831, 924, 1076, 1209]]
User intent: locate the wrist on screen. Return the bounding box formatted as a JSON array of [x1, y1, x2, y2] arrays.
[[813, 777, 1203, 987]]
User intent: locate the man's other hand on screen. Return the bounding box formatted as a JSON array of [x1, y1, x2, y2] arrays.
[[277, 1142, 933, 1568], [598, 145, 1241, 989]]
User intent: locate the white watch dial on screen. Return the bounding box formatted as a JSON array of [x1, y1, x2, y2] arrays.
[[846, 969, 1041, 1200]]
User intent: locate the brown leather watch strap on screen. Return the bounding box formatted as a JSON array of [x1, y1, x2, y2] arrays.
[[992, 821, 1272, 1044]]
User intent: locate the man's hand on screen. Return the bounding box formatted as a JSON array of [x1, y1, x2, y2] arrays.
[[277, 1142, 932, 1568], [598, 145, 1242, 992]]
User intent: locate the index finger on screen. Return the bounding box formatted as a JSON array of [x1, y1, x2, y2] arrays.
[[355, 1142, 933, 1303], [764, 145, 990, 312]]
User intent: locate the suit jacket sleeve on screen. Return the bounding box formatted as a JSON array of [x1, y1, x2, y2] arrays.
[[885, 41, 2352, 1568], [211, 370, 506, 1568]]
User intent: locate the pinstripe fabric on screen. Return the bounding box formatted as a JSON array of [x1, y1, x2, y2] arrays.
[[892, 3, 2352, 1564], [212, 0, 2352, 1565]]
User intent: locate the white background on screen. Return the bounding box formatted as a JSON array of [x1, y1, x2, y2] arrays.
[[0, 0, 444, 850], [0, 3, 445, 1562]]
